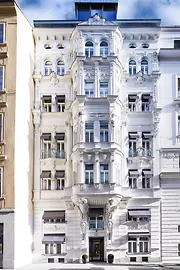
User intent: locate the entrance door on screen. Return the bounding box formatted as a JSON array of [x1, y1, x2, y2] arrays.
[[0, 223, 3, 269], [89, 237, 104, 262]]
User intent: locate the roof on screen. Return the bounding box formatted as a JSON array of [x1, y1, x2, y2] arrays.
[[34, 19, 161, 28]]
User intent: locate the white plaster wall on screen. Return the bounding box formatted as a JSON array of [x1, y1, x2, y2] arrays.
[[14, 7, 34, 268]]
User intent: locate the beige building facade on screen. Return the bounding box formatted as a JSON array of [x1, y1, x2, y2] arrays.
[[0, 1, 34, 269]]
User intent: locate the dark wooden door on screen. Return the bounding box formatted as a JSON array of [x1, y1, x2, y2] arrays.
[[89, 237, 104, 262]]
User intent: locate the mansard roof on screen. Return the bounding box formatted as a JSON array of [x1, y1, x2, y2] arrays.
[[78, 13, 116, 26]]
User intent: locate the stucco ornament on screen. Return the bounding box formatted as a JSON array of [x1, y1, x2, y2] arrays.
[[50, 71, 59, 85], [106, 195, 122, 220], [152, 51, 159, 72]]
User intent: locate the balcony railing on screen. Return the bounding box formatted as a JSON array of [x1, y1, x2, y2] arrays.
[[129, 148, 152, 158], [128, 222, 150, 231], [89, 220, 104, 230], [41, 150, 66, 159]]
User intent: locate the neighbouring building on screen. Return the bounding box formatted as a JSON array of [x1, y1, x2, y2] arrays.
[[0, 0, 34, 269]]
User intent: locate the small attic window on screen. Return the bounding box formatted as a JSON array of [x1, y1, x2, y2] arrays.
[[142, 43, 149, 49], [44, 44, 52, 49], [129, 43, 137, 49], [57, 44, 64, 49]]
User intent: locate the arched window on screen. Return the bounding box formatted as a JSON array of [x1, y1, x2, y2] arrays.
[[85, 41, 94, 57], [57, 61, 65, 76], [129, 60, 136, 75], [141, 59, 148, 74], [44, 60, 52, 76], [100, 41, 108, 57]]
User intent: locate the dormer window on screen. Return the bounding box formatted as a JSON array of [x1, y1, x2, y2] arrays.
[[129, 60, 136, 75], [141, 59, 148, 74], [44, 44, 52, 49], [100, 41, 108, 57], [85, 41, 94, 57], [44, 61, 52, 76], [57, 61, 65, 76]]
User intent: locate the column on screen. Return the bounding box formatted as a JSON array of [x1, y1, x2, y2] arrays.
[[94, 120, 100, 142], [78, 154, 84, 184], [95, 62, 99, 97], [51, 94, 56, 112], [137, 93, 142, 112], [34, 124, 41, 199], [110, 153, 116, 184], [94, 153, 100, 184]]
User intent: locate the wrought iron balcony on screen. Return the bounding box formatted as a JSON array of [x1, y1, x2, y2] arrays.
[[128, 221, 150, 231], [41, 150, 66, 159], [89, 220, 104, 230], [129, 148, 152, 158]]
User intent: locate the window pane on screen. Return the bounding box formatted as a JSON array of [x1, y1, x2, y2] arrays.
[[0, 66, 4, 91], [0, 24, 4, 44]]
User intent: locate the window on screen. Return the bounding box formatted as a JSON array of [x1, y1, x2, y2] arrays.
[[100, 164, 109, 184], [177, 78, 180, 97], [174, 40, 180, 49], [45, 244, 62, 255], [42, 96, 52, 112], [0, 168, 3, 197], [57, 61, 65, 76], [85, 122, 94, 142], [178, 225, 180, 232], [77, 3, 91, 20], [56, 95, 65, 112], [128, 170, 138, 189], [0, 24, 5, 44], [100, 41, 108, 57], [142, 94, 151, 112], [129, 43, 137, 49], [129, 60, 136, 75], [103, 4, 116, 20], [142, 170, 152, 189], [128, 235, 150, 254], [55, 133, 65, 158], [141, 60, 148, 74], [129, 133, 138, 157], [85, 41, 94, 57], [44, 44, 52, 49], [85, 164, 94, 184], [42, 179, 52, 190], [100, 82, 108, 97], [41, 134, 51, 159], [178, 243, 180, 256], [85, 81, 94, 97], [0, 114, 3, 142], [139, 237, 149, 253], [178, 115, 180, 136], [142, 132, 152, 156], [44, 61, 52, 76], [128, 237, 137, 253], [0, 66, 4, 91], [128, 95, 137, 112], [100, 121, 108, 142], [89, 216, 104, 230], [56, 178, 65, 190], [91, 3, 102, 16], [130, 257, 136, 262], [142, 257, 148, 262]]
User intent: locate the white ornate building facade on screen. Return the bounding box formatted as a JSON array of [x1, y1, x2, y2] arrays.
[[32, 0, 180, 265]]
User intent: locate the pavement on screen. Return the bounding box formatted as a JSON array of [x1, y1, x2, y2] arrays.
[[9, 263, 180, 270]]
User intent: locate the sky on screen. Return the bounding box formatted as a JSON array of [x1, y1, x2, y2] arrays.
[[16, 0, 180, 26]]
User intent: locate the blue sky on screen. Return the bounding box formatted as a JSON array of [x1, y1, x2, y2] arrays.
[[16, 0, 180, 25]]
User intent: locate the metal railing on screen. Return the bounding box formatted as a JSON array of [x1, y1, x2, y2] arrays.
[[129, 148, 152, 157], [41, 150, 66, 159]]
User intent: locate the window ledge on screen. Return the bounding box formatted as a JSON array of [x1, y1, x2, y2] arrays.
[[0, 89, 6, 94], [0, 43, 7, 47], [43, 253, 67, 257]]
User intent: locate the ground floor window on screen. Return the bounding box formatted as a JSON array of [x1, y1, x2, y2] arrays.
[[44, 243, 65, 255], [128, 235, 150, 254]]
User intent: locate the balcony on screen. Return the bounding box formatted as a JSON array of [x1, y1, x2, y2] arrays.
[[128, 148, 153, 158], [89, 220, 104, 230], [127, 221, 150, 232], [43, 223, 66, 234], [41, 150, 66, 159]]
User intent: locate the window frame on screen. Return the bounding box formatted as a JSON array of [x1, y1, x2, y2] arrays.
[[56, 178, 65, 190], [142, 94, 151, 112], [100, 41, 108, 57], [0, 66, 5, 91], [42, 178, 52, 190], [57, 61, 65, 76], [85, 81, 94, 97], [0, 113, 3, 142], [85, 122, 94, 143], [128, 95, 137, 112], [100, 121, 108, 142], [0, 24, 5, 44], [129, 60, 136, 75], [42, 140, 51, 159], [141, 59, 148, 75], [44, 60, 52, 76], [85, 41, 94, 57], [100, 81, 109, 97], [100, 164, 109, 184], [178, 115, 180, 136], [0, 167, 3, 197], [85, 164, 94, 184]]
